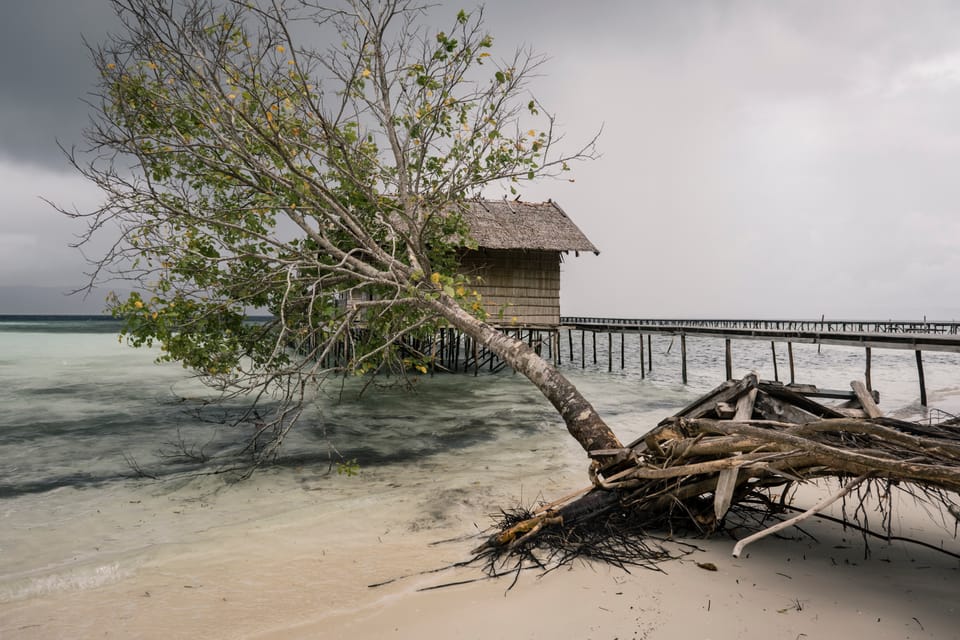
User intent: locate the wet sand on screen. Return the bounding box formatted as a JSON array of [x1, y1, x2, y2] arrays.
[[3, 479, 958, 640]]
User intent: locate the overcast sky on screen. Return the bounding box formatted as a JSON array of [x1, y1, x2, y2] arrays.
[[3, 1, 960, 318]]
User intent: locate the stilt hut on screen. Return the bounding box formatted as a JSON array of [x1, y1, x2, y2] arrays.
[[459, 199, 598, 328]]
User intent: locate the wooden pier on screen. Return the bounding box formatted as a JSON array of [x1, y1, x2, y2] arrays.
[[559, 317, 960, 406]]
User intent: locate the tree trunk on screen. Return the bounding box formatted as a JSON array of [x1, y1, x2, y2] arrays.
[[425, 294, 623, 455]]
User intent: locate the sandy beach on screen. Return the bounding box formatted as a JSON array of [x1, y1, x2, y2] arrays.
[[3, 477, 958, 640]]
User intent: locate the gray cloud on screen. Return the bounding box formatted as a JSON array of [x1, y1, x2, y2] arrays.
[[4, 1, 960, 318]]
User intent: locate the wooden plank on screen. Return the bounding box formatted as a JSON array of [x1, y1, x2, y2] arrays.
[[851, 380, 882, 418], [754, 391, 821, 424], [675, 374, 758, 420], [734, 388, 758, 421], [759, 383, 846, 419], [714, 468, 739, 520]]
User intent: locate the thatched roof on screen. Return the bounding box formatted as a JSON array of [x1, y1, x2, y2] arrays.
[[462, 200, 599, 254]]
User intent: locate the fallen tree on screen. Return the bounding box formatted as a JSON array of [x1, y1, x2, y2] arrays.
[[472, 375, 960, 573]]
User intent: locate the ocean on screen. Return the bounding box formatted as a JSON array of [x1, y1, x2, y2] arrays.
[[2, 316, 959, 613]]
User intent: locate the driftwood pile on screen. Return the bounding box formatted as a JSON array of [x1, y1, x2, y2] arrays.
[[474, 374, 960, 573]]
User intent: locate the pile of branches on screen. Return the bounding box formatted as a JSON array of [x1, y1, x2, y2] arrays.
[[474, 375, 960, 573]]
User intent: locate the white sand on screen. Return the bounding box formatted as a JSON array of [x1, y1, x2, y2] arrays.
[[2, 480, 958, 640]]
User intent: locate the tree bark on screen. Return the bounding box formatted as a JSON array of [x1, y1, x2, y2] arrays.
[[424, 293, 623, 455]]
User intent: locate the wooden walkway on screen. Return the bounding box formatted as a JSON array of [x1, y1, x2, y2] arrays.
[[560, 317, 960, 353], [558, 317, 960, 406]]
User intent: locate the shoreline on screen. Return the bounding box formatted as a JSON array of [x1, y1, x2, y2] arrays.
[[3, 482, 958, 640]]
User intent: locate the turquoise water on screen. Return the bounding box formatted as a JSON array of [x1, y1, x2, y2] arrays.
[[1, 317, 959, 602]]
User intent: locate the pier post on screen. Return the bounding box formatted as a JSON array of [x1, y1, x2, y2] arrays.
[[681, 333, 688, 384], [568, 329, 573, 363], [592, 331, 597, 365], [771, 341, 779, 382], [608, 332, 613, 372], [865, 347, 872, 392], [916, 350, 927, 406], [788, 342, 795, 384], [640, 333, 646, 379], [647, 334, 653, 371], [581, 330, 585, 368], [620, 333, 625, 370], [724, 339, 732, 380]]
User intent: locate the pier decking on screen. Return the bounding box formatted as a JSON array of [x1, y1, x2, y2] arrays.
[[560, 317, 960, 352], [557, 317, 960, 406]]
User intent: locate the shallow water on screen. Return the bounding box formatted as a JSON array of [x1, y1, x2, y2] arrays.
[[2, 320, 959, 608]]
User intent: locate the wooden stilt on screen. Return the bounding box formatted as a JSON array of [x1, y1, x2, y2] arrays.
[[681, 333, 688, 384], [592, 331, 597, 365], [788, 342, 795, 384], [724, 338, 732, 380], [916, 350, 927, 406], [865, 347, 872, 392], [640, 333, 646, 379], [608, 332, 612, 372], [620, 331, 627, 369], [581, 330, 585, 368], [771, 341, 779, 382], [647, 334, 653, 371]]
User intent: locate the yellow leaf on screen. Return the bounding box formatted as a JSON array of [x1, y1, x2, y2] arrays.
[[362, 68, 371, 78], [276, 45, 285, 53]]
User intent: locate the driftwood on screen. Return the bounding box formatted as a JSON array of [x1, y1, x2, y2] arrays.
[[474, 375, 960, 572]]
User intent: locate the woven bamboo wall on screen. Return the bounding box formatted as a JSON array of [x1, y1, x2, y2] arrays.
[[458, 249, 561, 327]]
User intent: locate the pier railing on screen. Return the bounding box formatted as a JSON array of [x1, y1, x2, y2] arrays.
[[561, 317, 960, 335], [557, 317, 960, 406]]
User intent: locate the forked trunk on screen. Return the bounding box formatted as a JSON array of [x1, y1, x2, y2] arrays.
[[425, 294, 622, 455]]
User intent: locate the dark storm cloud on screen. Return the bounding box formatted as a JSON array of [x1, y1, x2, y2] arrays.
[[0, 1, 118, 168], [5, 1, 960, 317]]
